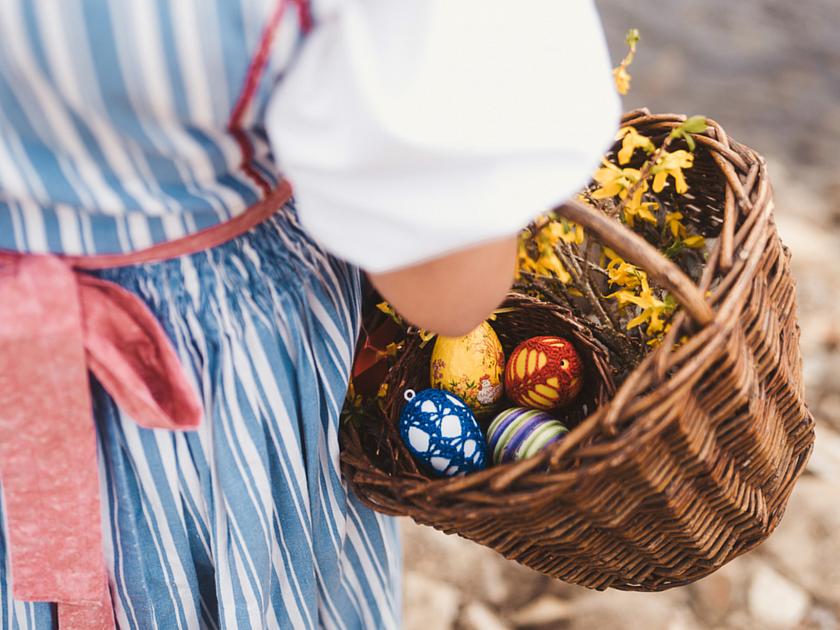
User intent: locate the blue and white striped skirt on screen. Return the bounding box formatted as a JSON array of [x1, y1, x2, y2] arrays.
[[0, 204, 401, 629]]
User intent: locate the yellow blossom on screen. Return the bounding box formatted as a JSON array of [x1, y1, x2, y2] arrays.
[[646, 323, 673, 347], [377, 382, 389, 399], [383, 342, 402, 358], [418, 329, 436, 344], [623, 196, 658, 227], [606, 287, 639, 309], [517, 238, 572, 284], [613, 65, 631, 95], [592, 159, 625, 198], [665, 211, 686, 238], [533, 252, 572, 284], [665, 211, 706, 249], [616, 126, 655, 165], [606, 255, 647, 289], [612, 28, 640, 95], [683, 234, 706, 249], [518, 221, 578, 284], [608, 275, 671, 335], [346, 380, 363, 408], [592, 159, 644, 200], [600, 247, 614, 267], [531, 214, 551, 231], [544, 220, 584, 245], [376, 301, 397, 318], [652, 150, 694, 194]]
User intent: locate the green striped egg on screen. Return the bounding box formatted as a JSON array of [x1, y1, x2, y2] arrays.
[[486, 407, 568, 465]]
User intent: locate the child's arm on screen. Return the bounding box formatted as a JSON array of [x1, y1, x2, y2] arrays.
[[368, 236, 517, 337], [267, 1, 620, 334]]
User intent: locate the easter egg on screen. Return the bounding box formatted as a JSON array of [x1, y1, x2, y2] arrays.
[[430, 322, 504, 416], [486, 407, 569, 464], [399, 389, 487, 477], [505, 336, 583, 410]]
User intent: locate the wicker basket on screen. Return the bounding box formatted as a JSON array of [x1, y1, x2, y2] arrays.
[[339, 110, 815, 591]]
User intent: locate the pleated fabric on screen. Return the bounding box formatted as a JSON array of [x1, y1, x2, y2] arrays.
[[0, 0, 303, 256], [0, 199, 402, 629]]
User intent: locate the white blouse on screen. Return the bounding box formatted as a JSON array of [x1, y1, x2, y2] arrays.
[[266, 0, 620, 273]]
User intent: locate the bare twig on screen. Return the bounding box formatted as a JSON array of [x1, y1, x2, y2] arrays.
[[514, 272, 573, 310], [557, 241, 618, 330]]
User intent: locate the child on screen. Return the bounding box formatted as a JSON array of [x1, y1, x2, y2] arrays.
[[0, 1, 618, 627]]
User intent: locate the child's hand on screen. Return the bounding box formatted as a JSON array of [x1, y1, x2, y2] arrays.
[[368, 235, 517, 337]]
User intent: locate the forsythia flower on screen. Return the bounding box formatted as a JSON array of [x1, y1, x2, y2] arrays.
[[665, 211, 686, 238], [608, 275, 673, 335], [517, 234, 573, 284], [652, 150, 694, 194], [592, 159, 644, 200], [376, 302, 396, 317], [646, 322, 673, 347], [532, 251, 572, 284], [539, 254, 572, 284], [611, 29, 640, 95], [346, 380, 363, 408], [683, 235, 706, 249], [613, 65, 631, 95], [665, 211, 707, 249], [517, 216, 585, 285], [544, 220, 585, 245], [616, 126, 655, 165], [383, 342, 402, 358], [623, 197, 659, 228], [606, 255, 647, 290], [418, 329, 436, 344], [531, 214, 551, 231]]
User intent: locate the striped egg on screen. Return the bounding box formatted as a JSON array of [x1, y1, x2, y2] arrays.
[[486, 407, 568, 465]]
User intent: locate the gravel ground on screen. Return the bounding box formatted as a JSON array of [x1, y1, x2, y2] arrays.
[[401, 2, 840, 628]]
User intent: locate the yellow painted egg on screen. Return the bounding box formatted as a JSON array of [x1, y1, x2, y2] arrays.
[[430, 322, 505, 416]]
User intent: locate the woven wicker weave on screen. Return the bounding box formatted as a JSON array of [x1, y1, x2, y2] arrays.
[[339, 110, 815, 591]]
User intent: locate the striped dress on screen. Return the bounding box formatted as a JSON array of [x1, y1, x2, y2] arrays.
[[0, 1, 401, 628]]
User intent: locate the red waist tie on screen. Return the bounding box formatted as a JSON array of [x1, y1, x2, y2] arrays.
[[0, 183, 291, 629]]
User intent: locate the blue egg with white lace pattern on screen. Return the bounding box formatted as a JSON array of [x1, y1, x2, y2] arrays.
[[399, 388, 487, 477]]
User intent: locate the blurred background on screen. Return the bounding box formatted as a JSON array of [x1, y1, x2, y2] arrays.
[[401, 1, 840, 629]]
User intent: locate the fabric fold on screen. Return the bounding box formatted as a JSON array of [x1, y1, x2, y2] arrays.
[[0, 253, 203, 629]]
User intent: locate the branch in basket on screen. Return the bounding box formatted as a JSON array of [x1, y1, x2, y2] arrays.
[[556, 240, 619, 331], [513, 272, 573, 309], [587, 321, 646, 373], [556, 200, 714, 328]]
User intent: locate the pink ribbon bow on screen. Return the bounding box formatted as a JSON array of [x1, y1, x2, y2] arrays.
[[0, 253, 203, 628]]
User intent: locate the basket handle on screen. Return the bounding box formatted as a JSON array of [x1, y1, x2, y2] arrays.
[[554, 200, 714, 328]]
